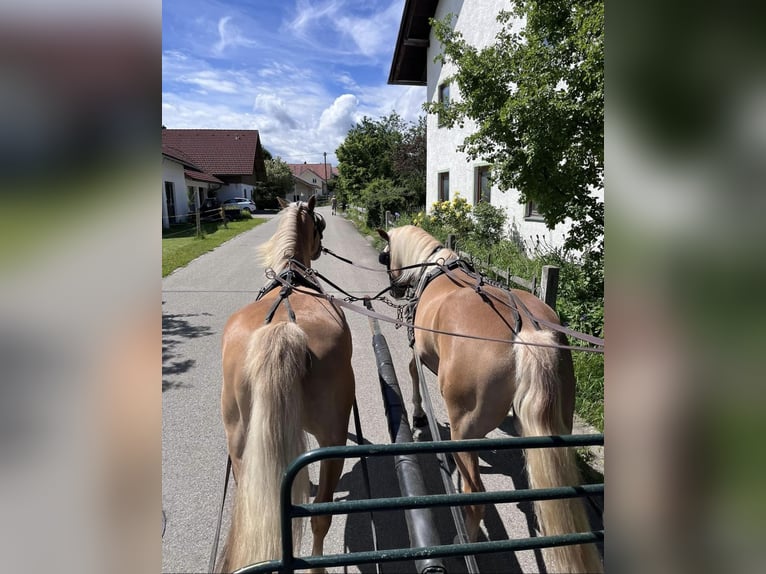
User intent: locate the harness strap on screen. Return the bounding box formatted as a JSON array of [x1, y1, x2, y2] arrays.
[[265, 263, 605, 353], [208, 456, 232, 574], [508, 289, 541, 331]]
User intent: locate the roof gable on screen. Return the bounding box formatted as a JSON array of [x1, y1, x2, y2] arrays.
[[161, 129, 263, 176], [288, 163, 334, 181]]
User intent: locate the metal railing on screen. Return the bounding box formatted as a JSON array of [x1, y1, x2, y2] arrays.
[[233, 434, 604, 574]]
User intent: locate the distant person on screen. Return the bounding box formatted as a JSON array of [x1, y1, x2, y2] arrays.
[[331, 196, 337, 215], [341, 201, 347, 213]]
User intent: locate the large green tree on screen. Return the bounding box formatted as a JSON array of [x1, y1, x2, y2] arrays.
[[391, 115, 427, 205], [336, 113, 404, 204], [426, 0, 603, 256], [336, 113, 427, 219]]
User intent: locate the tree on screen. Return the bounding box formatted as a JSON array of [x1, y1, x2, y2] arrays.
[[335, 113, 426, 214], [426, 1, 603, 257], [336, 113, 404, 204], [254, 156, 293, 207], [391, 115, 427, 206]]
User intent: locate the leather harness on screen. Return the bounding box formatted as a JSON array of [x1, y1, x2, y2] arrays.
[[401, 255, 540, 348]]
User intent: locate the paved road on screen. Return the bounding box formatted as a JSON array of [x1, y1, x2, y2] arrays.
[[162, 206, 602, 573]]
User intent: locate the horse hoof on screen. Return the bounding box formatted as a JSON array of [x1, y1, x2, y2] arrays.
[[413, 414, 428, 427]]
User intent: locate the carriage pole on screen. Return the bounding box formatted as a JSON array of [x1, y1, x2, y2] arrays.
[[363, 299, 446, 574]]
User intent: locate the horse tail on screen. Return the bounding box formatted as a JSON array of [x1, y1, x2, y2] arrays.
[[513, 329, 603, 573], [221, 321, 310, 572]]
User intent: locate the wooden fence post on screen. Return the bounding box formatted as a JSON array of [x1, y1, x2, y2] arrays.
[[446, 234, 456, 250], [540, 265, 559, 309]]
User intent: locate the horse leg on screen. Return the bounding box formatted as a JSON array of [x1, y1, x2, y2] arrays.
[[308, 456, 343, 572], [221, 376, 249, 482], [408, 356, 427, 427], [448, 404, 507, 542], [451, 443, 485, 542]]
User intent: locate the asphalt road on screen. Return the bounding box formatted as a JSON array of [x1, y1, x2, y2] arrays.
[[162, 206, 602, 574]]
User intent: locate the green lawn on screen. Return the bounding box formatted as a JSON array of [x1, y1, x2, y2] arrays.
[[162, 217, 267, 277]]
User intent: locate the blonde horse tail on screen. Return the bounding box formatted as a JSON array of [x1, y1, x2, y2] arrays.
[[513, 329, 603, 573], [222, 321, 310, 572]]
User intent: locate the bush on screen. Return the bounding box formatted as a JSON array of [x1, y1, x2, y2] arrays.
[[360, 178, 413, 229], [470, 201, 506, 244]]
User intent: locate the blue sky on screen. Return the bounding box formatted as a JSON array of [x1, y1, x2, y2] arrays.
[[162, 0, 426, 165]]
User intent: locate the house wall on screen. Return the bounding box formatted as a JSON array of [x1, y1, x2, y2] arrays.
[[295, 169, 326, 197], [162, 156, 190, 228], [289, 179, 318, 202], [426, 0, 597, 253]]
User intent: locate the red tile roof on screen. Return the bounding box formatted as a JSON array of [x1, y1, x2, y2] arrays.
[[161, 129, 263, 176], [184, 170, 223, 184], [288, 163, 335, 181], [162, 143, 202, 170]]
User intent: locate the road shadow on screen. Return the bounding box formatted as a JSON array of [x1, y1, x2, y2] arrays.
[[162, 310, 213, 392], [414, 420, 527, 574]]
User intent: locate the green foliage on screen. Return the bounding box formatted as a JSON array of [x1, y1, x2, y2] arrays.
[[360, 178, 409, 228], [335, 113, 426, 214], [336, 113, 404, 204], [426, 0, 604, 259], [391, 115, 427, 203], [573, 351, 604, 431], [428, 194, 473, 236], [470, 201, 507, 245], [256, 156, 294, 207]]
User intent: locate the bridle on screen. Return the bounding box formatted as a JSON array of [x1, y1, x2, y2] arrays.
[[298, 203, 325, 259], [378, 242, 444, 297]]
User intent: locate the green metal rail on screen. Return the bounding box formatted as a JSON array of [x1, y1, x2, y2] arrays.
[[233, 433, 604, 574]]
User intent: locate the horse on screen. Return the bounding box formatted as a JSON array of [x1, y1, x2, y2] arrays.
[[216, 196, 356, 573], [378, 225, 602, 574]]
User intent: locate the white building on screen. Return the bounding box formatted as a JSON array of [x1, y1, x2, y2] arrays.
[[389, 0, 602, 253]]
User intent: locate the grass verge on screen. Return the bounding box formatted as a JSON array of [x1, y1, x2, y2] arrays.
[[162, 217, 266, 277]]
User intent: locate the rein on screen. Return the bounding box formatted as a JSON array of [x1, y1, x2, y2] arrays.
[[323, 245, 604, 349], [265, 269, 604, 354]]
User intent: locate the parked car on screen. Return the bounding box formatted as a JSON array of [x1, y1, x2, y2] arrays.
[[222, 197, 257, 214]]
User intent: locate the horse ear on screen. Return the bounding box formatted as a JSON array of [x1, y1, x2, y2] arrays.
[[377, 229, 390, 242], [307, 195, 316, 211], [277, 197, 289, 209]]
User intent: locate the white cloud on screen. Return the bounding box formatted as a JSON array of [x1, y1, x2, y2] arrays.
[[254, 93, 299, 130], [213, 16, 257, 56], [288, 0, 343, 33], [179, 71, 239, 94], [318, 94, 359, 137], [335, 2, 401, 58]]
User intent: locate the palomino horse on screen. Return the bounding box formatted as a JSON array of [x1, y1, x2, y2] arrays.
[[217, 196, 355, 572], [378, 225, 602, 574]]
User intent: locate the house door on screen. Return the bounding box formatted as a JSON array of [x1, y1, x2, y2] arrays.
[[165, 182, 176, 224]]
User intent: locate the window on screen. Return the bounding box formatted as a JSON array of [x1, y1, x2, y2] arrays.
[[165, 181, 176, 222], [438, 171, 449, 202], [525, 201, 543, 220], [475, 165, 491, 204], [438, 82, 450, 127]]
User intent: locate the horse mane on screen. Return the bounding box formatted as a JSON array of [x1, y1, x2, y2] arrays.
[[392, 225, 455, 288], [257, 203, 302, 272]]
